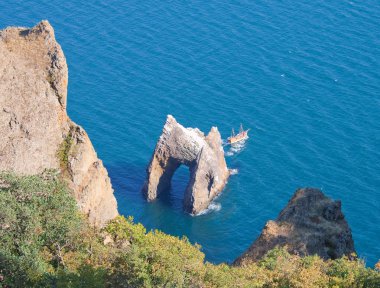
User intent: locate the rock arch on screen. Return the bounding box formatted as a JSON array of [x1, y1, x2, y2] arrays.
[[142, 115, 230, 214]]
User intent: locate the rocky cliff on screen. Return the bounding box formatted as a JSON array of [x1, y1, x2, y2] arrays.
[[0, 21, 118, 226], [142, 115, 229, 214], [235, 188, 355, 265]]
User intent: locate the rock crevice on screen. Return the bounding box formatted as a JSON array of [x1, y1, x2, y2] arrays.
[[142, 115, 229, 214]]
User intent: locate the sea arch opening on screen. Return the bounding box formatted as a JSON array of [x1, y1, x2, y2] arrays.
[[160, 164, 191, 209]]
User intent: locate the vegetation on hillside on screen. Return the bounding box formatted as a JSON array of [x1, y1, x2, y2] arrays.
[[0, 172, 379, 287], [57, 134, 73, 175]]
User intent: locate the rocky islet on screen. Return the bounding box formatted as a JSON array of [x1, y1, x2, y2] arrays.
[[142, 115, 230, 214]]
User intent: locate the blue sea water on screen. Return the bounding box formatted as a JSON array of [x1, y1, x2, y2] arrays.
[[2, 0, 379, 266]]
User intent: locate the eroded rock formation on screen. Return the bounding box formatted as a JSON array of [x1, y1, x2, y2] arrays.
[[142, 115, 229, 214], [0, 21, 118, 226], [235, 188, 355, 265]]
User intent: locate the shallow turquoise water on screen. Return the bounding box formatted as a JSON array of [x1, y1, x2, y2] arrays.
[[2, 0, 379, 266]]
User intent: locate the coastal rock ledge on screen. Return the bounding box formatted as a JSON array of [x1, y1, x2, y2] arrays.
[[0, 21, 118, 226], [142, 115, 229, 214], [235, 188, 355, 265]]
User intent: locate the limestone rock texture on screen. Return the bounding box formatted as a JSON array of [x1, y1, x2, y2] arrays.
[[142, 115, 230, 214], [0, 21, 118, 226], [235, 188, 355, 265]]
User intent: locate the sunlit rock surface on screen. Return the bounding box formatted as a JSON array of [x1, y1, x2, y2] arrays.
[[235, 188, 355, 265], [142, 115, 229, 214], [0, 21, 118, 226]]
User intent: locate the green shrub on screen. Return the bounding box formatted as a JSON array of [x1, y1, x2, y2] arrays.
[[57, 134, 73, 173], [105, 216, 205, 287], [0, 171, 83, 287], [1, 172, 379, 287]]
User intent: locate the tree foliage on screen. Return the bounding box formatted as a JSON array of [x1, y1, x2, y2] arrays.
[[0, 172, 379, 287]]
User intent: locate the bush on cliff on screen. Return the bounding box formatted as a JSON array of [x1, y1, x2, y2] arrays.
[[0, 172, 84, 286], [0, 172, 379, 287]]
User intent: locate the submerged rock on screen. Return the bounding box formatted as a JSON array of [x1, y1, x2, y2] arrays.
[[234, 188, 355, 265], [0, 21, 118, 226], [142, 115, 229, 214]]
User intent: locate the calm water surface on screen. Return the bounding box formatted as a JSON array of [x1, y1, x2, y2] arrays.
[[2, 0, 379, 266]]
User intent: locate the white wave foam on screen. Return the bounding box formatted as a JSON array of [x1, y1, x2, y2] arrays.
[[229, 168, 238, 175], [224, 139, 248, 156], [195, 202, 221, 216]]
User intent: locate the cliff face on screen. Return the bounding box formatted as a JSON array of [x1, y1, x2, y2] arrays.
[[0, 21, 118, 226], [235, 188, 355, 265], [142, 115, 229, 214]]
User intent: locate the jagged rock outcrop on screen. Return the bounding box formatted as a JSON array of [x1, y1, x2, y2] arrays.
[[235, 188, 355, 265], [0, 21, 118, 226], [142, 115, 229, 214]]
